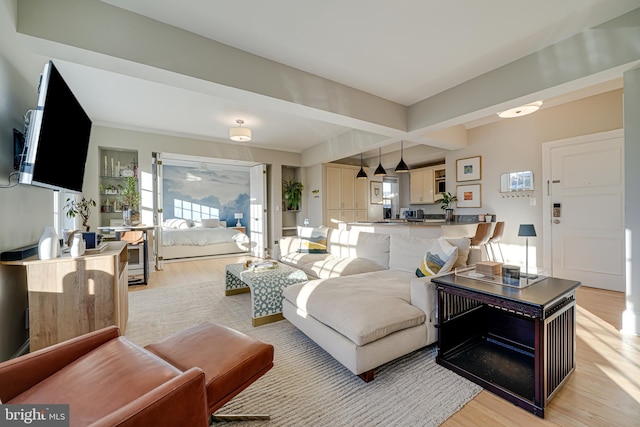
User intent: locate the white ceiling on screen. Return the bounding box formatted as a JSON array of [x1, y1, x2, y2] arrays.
[[3, 0, 638, 160]]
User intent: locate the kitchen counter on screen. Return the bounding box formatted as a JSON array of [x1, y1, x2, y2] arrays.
[[349, 221, 494, 239]]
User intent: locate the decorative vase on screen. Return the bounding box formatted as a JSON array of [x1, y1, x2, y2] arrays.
[[123, 207, 132, 226], [70, 233, 86, 258], [445, 209, 454, 223], [38, 226, 60, 260]]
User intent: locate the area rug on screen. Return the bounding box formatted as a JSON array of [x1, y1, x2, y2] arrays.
[[126, 281, 482, 426]]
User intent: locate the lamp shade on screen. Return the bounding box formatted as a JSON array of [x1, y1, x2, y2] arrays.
[[374, 147, 386, 176], [395, 141, 409, 173], [356, 153, 368, 180], [230, 119, 252, 142], [518, 224, 537, 237], [234, 213, 243, 219]]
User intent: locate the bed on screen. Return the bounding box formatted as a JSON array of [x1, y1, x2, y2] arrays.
[[161, 218, 250, 260]]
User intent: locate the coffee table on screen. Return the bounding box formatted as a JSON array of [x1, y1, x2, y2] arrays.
[[225, 262, 308, 326]]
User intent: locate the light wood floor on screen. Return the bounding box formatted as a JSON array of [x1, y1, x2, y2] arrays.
[[132, 257, 640, 426]]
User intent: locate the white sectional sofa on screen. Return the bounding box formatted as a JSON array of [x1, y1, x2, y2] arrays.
[[279, 228, 480, 381], [278, 228, 390, 279]]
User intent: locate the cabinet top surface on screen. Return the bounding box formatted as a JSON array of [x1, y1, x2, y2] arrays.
[[0, 241, 127, 266], [432, 273, 581, 308]]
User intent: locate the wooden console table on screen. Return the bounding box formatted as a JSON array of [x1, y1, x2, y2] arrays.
[[0, 241, 129, 351], [432, 273, 580, 418]]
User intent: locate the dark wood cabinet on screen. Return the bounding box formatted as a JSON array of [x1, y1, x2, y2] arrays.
[[432, 274, 580, 418]]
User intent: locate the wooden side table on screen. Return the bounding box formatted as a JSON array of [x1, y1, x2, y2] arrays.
[[432, 273, 580, 418], [230, 226, 246, 233]]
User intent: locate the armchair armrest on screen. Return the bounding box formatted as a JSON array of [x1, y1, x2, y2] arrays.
[[90, 367, 209, 427], [278, 236, 301, 259], [0, 326, 120, 402]]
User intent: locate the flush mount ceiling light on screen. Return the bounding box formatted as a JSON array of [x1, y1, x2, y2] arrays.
[[356, 153, 368, 180], [497, 101, 543, 119], [374, 147, 387, 176], [229, 119, 252, 142], [395, 141, 409, 173]]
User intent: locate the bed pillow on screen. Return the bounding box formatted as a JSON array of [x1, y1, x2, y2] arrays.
[[416, 238, 458, 277], [163, 218, 193, 229], [297, 226, 328, 253], [200, 218, 220, 228]]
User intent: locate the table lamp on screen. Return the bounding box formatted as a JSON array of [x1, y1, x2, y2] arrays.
[[234, 213, 243, 227], [518, 224, 537, 279]]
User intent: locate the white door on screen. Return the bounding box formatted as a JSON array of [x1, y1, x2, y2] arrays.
[[250, 164, 267, 258], [546, 132, 624, 291]]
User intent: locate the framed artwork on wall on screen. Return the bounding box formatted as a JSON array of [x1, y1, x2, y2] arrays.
[[370, 181, 383, 204], [456, 184, 482, 208], [456, 156, 482, 181]]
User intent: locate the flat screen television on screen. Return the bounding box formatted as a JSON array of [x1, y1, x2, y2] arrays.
[[19, 61, 92, 193]]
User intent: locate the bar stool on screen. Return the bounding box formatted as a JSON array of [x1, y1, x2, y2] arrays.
[[470, 222, 493, 260], [487, 221, 505, 262]]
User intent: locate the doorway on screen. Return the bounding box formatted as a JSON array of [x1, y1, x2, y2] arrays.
[[542, 129, 624, 291]]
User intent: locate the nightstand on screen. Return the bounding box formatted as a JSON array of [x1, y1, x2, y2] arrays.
[[230, 226, 246, 233]]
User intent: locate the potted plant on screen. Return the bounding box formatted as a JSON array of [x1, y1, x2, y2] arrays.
[[118, 176, 140, 225], [65, 196, 97, 231], [439, 191, 457, 223], [283, 180, 303, 211]]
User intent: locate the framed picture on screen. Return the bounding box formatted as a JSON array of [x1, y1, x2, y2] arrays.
[[456, 184, 482, 208], [370, 181, 383, 204], [456, 156, 482, 182]]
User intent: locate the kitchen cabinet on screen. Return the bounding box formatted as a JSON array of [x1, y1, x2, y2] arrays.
[[324, 164, 368, 227], [410, 164, 446, 204], [410, 168, 434, 204]]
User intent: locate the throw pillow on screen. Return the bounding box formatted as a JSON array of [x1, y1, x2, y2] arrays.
[[445, 237, 471, 269], [297, 226, 328, 253], [416, 238, 458, 277]]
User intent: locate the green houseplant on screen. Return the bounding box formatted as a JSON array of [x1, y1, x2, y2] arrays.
[[65, 196, 97, 231], [118, 176, 141, 224], [439, 191, 457, 223], [283, 180, 303, 211]]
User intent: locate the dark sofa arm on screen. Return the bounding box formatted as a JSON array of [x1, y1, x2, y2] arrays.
[[0, 326, 120, 402], [91, 367, 209, 427]]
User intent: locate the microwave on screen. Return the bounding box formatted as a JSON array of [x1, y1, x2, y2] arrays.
[[404, 210, 417, 218]]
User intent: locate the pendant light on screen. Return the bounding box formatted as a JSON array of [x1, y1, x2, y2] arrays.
[[229, 119, 252, 142], [374, 147, 387, 176], [356, 153, 368, 180], [395, 141, 409, 173]]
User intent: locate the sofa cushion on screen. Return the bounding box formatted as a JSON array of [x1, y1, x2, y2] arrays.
[[445, 237, 471, 269], [297, 226, 328, 253], [307, 256, 387, 279], [283, 270, 425, 346], [355, 232, 390, 268], [389, 235, 437, 272], [416, 238, 458, 277]]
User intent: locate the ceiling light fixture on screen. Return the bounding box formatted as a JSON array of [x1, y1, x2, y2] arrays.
[[395, 141, 409, 173], [374, 147, 387, 176], [497, 101, 543, 119], [356, 153, 368, 180], [229, 119, 252, 141]]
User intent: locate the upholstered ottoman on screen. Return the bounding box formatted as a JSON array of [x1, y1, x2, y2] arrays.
[[145, 322, 274, 417]]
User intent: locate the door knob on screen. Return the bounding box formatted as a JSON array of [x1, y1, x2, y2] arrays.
[[553, 219, 560, 224]]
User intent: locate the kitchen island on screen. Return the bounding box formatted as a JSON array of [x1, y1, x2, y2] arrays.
[[348, 220, 494, 239]]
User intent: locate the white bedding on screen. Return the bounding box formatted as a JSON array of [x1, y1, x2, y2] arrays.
[[162, 226, 248, 247]]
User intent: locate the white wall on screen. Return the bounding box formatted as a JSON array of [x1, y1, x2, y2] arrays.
[[440, 89, 623, 267]]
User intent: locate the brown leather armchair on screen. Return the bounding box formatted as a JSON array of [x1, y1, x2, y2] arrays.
[[0, 326, 209, 427]]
